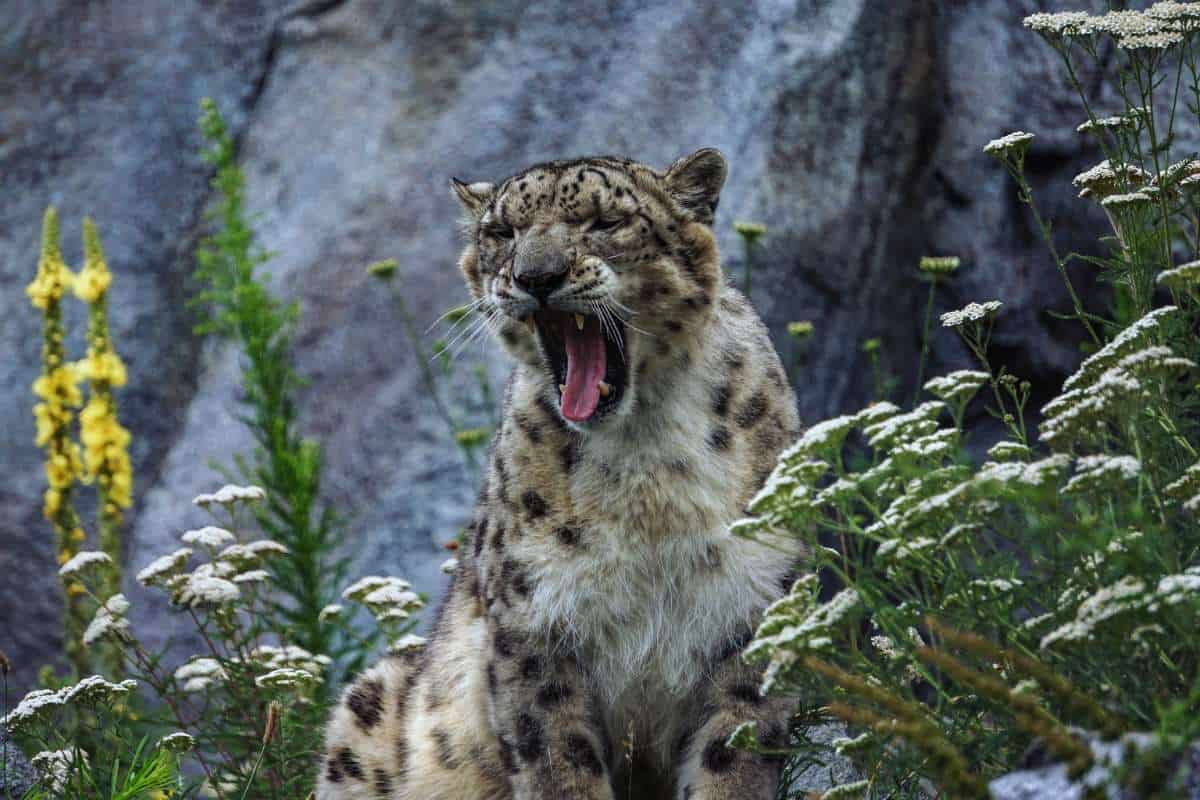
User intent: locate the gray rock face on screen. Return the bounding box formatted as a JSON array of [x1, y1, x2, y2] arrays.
[[785, 722, 863, 796], [0, 0, 1134, 695], [989, 733, 1200, 800], [0, 728, 37, 797]]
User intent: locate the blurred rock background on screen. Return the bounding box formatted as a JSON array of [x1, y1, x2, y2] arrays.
[[0, 0, 1120, 692]]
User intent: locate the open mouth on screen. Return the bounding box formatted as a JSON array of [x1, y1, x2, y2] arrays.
[[530, 310, 628, 423]]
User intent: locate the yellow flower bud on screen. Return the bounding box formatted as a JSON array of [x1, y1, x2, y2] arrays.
[[43, 488, 62, 518]]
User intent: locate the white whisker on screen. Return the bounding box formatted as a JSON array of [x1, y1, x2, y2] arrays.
[[449, 309, 502, 361], [425, 296, 486, 335], [606, 299, 654, 340], [437, 308, 496, 360], [607, 296, 638, 317]]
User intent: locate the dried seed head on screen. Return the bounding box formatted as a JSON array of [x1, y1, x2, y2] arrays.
[[263, 700, 281, 745]]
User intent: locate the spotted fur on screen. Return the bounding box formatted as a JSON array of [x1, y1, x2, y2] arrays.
[[318, 150, 805, 800]]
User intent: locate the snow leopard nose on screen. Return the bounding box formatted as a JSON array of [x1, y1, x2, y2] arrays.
[[514, 223, 571, 303]]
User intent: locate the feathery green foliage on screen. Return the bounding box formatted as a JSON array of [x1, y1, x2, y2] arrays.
[[192, 98, 374, 682]]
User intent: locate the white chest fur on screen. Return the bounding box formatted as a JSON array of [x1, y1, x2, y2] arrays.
[[517, 382, 800, 761]]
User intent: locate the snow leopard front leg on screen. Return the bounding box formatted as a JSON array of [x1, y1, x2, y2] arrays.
[[484, 618, 614, 800], [673, 641, 791, 800]]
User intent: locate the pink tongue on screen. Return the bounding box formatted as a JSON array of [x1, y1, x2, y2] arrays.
[[561, 315, 606, 422]]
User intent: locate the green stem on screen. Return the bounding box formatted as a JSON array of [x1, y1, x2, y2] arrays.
[[913, 277, 939, 409]]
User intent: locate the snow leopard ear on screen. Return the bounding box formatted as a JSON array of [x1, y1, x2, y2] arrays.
[[450, 178, 494, 219], [664, 148, 727, 225]]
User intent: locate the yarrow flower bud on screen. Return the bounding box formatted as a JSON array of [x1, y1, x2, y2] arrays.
[[786, 320, 814, 339], [158, 731, 196, 752], [367, 258, 399, 280], [733, 221, 767, 244], [918, 256, 961, 275]]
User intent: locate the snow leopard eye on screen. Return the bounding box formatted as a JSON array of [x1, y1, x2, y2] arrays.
[[485, 223, 515, 240], [590, 216, 626, 233]]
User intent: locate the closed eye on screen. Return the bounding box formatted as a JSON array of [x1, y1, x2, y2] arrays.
[[484, 224, 515, 240], [591, 216, 627, 233]]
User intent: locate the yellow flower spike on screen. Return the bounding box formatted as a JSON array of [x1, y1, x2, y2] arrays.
[[26, 207, 75, 311], [73, 217, 113, 303]]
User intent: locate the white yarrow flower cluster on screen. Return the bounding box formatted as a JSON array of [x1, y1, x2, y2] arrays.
[[744, 580, 860, 694], [1063, 455, 1141, 494], [1152, 568, 1200, 608], [940, 301, 1002, 328], [181, 526, 235, 548], [83, 593, 131, 647], [136, 547, 192, 586], [343, 576, 425, 623], [1041, 576, 1147, 649], [863, 401, 945, 451], [1157, 260, 1200, 290], [923, 370, 989, 403], [1164, 461, 1200, 511], [192, 484, 267, 507], [1023, 11, 1092, 36], [1072, 160, 1150, 197], [983, 131, 1035, 157], [1, 676, 137, 734], [1119, 30, 1184, 48], [174, 658, 228, 692], [1042, 307, 1181, 445], [58, 550, 112, 578], [975, 454, 1073, 489], [31, 749, 88, 793], [255, 667, 320, 689], [987, 440, 1031, 462], [892, 428, 959, 461], [174, 571, 240, 607], [1076, 113, 1139, 134], [1090, 9, 1162, 38], [249, 643, 331, 677], [876, 536, 939, 574], [781, 414, 857, 460], [389, 634, 429, 654], [1101, 191, 1154, 209], [971, 577, 1023, 593]]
